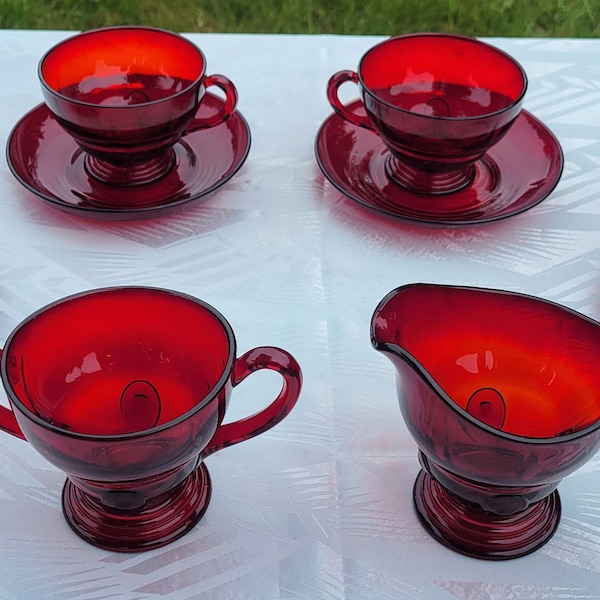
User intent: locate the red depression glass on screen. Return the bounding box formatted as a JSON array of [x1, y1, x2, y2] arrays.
[[327, 34, 527, 195], [315, 102, 563, 225], [371, 283, 600, 560], [0, 288, 302, 552], [7, 95, 251, 220], [38, 27, 238, 187]]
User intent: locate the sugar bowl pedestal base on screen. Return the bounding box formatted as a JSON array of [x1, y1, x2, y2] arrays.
[[62, 462, 212, 552]]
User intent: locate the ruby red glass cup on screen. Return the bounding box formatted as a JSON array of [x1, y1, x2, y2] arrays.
[[371, 283, 600, 560], [0, 287, 302, 552], [39, 26, 238, 186], [327, 34, 527, 194]]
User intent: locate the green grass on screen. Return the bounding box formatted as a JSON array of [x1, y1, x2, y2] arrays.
[[1, 0, 599, 37]]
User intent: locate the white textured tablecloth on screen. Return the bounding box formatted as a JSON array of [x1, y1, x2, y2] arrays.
[[0, 30, 599, 599]]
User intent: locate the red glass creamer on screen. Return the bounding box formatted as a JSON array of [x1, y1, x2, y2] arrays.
[[372, 283, 600, 559]]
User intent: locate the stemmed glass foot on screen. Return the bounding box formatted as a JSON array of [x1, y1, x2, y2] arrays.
[[413, 469, 561, 560], [62, 462, 212, 552]]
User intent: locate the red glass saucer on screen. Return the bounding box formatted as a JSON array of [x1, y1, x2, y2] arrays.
[[6, 93, 251, 221], [315, 100, 563, 225]]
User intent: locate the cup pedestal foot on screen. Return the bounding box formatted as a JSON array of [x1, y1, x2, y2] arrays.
[[385, 155, 476, 195], [62, 462, 212, 552], [84, 150, 176, 187], [413, 469, 561, 560]]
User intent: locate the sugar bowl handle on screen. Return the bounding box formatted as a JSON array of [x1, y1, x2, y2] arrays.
[[201, 346, 302, 457], [0, 349, 26, 440]]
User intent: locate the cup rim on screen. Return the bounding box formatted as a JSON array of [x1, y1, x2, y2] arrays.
[[371, 282, 600, 445], [357, 32, 528, 122], [38, 25, 207, 109], [0, 286, 236, 441]]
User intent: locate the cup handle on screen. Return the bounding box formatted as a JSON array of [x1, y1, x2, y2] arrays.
[[201, 346, 302, 457], [185, 74, 239, 133], [0, 349, 26, 440], [327, 70, 374, 130]]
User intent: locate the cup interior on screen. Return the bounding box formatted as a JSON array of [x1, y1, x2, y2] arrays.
[[40, 27, 205, 105], [375, 285, 600, 439], [3, 288, 233, 436], [360, 35, 526, 118]]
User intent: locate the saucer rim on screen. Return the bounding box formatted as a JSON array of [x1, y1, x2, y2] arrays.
[[6, 93, 251, 220], [314, 104, 564, 226]]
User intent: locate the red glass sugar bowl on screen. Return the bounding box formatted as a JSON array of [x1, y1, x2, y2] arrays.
[[0, 287, 302, 552], [327, 34, 527, 195], [371, 283, 600, 559]]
